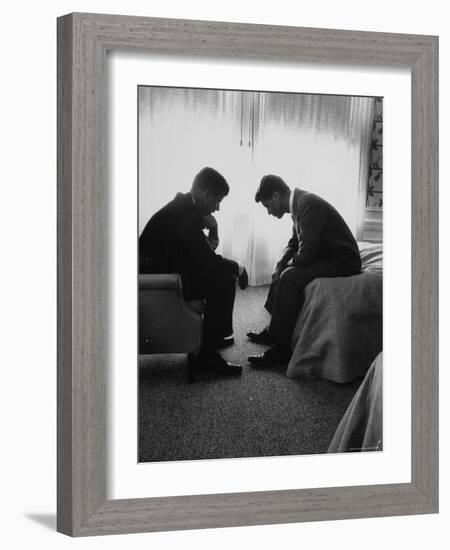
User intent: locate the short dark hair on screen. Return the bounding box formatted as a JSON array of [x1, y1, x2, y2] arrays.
[[255, 175, 290, 202], [191, 167, 229, 197]]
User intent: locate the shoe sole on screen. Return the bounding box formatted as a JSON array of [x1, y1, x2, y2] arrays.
[[215, 339, 235, 350], [247, 336, 273, 346]]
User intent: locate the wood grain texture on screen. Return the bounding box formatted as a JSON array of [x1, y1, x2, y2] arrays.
[[57, 12, 439, 537], [57, 13, 74, 535], [410, 37, 439, 506]]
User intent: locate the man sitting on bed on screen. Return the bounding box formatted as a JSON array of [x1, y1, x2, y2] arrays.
[[139, 167, 249, 376], [247, 175, 361, 367]]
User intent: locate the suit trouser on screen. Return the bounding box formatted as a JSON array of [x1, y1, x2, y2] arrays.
[[265, 261, 360, 348], [193, 272, 236, 351]]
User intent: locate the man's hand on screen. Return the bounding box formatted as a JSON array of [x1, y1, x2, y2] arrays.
[[238, 267, 249, 290], [272, 262, 285, 283], [208, 235, 219, 250], [203, 214, 219, 250], [203, 214, 217, 230]]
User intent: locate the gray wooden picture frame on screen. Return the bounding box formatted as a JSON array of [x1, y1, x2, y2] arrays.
[[57, 12, 438, 537]]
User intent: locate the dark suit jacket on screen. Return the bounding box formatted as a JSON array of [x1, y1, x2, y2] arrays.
[[279, 188, 361, 271], [139, 192, 239, 299]]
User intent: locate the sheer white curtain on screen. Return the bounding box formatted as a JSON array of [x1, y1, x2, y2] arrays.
[[247, 93, 374, 283], [138, 87, 244, 233], [139, 87, 374, 285]]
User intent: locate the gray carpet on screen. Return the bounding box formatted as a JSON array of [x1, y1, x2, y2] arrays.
[[139, 285, 361, 462]]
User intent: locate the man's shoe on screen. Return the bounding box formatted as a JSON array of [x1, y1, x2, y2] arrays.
[[214, 336, 235, 350], [246, 328, 274, 346], [197, 351, 242, 375], [248, 345, 290, 367], [238, 268, 249, 290]]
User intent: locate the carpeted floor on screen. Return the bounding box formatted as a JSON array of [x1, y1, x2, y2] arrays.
[[139, 285, 361, 462]]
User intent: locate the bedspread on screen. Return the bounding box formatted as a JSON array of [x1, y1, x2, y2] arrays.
[[286, 244, 383, 383], [328, 352, 383, 452]]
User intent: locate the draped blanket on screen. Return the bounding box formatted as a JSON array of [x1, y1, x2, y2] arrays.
[[287, 244, 382, 383], [328, 352, 383, 452]]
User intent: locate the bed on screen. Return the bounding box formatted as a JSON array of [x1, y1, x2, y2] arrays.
[[328, 352, 383, 452], [286, 242, 383, 383]]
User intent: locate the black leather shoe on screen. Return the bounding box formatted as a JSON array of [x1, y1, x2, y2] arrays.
[[238, 268, 249, 290], [197, 351, 242, 375], [246, 328, 274, 346], [214, 336, 235, 350], [248, 345, 290, 367]]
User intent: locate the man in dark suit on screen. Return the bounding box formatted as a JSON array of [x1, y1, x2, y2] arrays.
[[248, 175, 361, 367], [139, 167, 248, 375]]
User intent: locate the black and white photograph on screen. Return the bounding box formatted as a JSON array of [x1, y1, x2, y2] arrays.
[[137, 85, 383, 462], [3, 0, 444, 545]]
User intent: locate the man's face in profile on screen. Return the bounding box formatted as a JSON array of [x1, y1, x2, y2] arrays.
[[261, 192, 284, 218], [201, 189, 225, 216]]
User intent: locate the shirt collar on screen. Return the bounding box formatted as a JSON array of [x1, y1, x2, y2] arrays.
[[289, 189, 294, 216]]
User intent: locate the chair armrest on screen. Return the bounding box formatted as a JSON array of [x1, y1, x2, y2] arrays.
[[139, 273, 203, 354], [139, 273, 183, 292]]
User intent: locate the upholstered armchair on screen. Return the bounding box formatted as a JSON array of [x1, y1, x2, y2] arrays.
[[139, 274, 204, 382]]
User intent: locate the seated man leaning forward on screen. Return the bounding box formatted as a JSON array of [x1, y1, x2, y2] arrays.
[[247, 175, 361, 367], [139, 167, 249, 376]]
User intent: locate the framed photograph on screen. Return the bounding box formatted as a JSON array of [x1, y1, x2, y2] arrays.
[[136, 84, 382, 465], [57, 13, 438, 536]]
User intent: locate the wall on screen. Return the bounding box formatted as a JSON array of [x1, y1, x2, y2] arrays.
[[1, 1, 447, 549]]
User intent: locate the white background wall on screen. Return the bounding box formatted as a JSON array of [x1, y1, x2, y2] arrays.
[[0, 1, 447, 548]]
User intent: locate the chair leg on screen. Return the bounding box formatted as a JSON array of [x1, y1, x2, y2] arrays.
[[187, 353, 197, 384]]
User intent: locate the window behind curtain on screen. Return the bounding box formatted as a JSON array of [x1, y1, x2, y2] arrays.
[[138, 86, 374, 285]]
